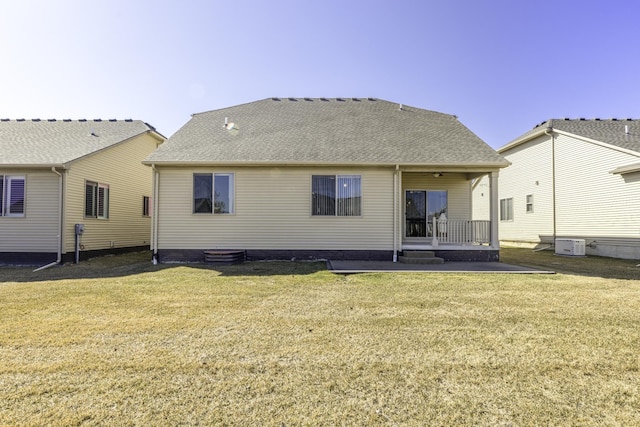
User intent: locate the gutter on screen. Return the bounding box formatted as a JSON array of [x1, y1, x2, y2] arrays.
[[151, 164, 159, 264], [611, 162, 640, 175], [34, 167, 63, 271], [141, 160, 511, 169], [544, 126, 557, 246]]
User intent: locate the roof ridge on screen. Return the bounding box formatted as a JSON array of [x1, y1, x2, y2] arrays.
[[535, 117, 640, 129], [0, 118, 137, 122]]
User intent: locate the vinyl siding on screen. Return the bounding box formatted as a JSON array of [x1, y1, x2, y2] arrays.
[[471, 175, 491, 221], [156, 166, 394, 250], [554, 134, 640, 237], [499, 133, 640, 244], [499, 135, 555, 242], [64, 133, 158, 253], [0, 169, 60, 253]]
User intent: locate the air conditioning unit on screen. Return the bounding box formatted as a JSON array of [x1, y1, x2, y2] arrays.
[[555, 239, 586, 256]]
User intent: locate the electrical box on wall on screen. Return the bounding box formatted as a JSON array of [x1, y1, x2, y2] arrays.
[[555, 239, 586, 256], [75, 224, 85, 235]]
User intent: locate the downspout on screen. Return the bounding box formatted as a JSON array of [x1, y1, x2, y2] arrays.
[[34, 167, 63, 272], [393, 165, 399, 262], [151, 164, 159, 264], [545, 126, 557, 245]]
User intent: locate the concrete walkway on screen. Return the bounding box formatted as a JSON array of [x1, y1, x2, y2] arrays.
[[328, 260, 554, 274]]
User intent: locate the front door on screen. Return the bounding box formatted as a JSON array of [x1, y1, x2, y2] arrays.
[[405, 190, 426, 238]]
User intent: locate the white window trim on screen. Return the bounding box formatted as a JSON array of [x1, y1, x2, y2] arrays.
[[193, 173, 235, 215], [2, 175, 26, 217], [526, 194, 534, 213], [311, 174, 362, 217], [500, 197, 513, 222], [85, 180, 110, 219]]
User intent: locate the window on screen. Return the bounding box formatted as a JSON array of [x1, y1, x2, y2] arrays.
[[193, 173, 234, 214], [500, 197, 513, 221], [85, 181, 109, 219], [526, 194, 534, 213], [0, 175, 25, 217], [143, 196, 151, 217], [312, 175, 361, 216]]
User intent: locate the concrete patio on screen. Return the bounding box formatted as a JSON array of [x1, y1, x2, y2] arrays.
[[327, 260, 554, 274]]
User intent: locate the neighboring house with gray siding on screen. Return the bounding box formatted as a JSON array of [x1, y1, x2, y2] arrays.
[[0, 119, 165, 265], [493, 118, 640, 259], [144, 98, 509, 263]]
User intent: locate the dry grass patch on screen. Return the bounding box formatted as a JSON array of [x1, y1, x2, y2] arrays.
[[1, 252, 639, 425]]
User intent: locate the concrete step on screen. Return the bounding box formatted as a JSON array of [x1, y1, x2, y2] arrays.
[[402, 250, 438, 258], [399, 251, 444, 264], [398, 256, 445, 265]]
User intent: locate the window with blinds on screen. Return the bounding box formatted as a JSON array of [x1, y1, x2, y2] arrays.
[[0, 175, 26, 217], [85, 181, 109, 219], [312, 175, 361, 216]]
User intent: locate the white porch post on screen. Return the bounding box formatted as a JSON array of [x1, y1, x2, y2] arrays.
[[397, 169, 403, 257], [489, 171, 500, 249]]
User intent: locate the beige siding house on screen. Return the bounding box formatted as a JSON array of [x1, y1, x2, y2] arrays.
[[145, 98, 508, 263], [0, 119, 164, 265], [494, 118, 640, 259]]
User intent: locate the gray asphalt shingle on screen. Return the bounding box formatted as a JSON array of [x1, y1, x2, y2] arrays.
[[0, 119, 159, 166], [145, 98, 507, 166], [507, 118, 640, 154]]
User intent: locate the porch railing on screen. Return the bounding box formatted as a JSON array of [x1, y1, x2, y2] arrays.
[[433, 219, 491, 246]]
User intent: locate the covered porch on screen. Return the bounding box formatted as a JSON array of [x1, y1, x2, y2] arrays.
[[392, 168, 500, 262]]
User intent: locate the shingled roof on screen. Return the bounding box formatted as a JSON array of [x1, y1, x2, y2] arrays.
[[0, 119, 163, 167], [501, 118, 640, 154], [145, 98, 507, 167]]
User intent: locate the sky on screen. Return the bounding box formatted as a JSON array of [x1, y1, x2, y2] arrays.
[[1, 0, 640, 149]]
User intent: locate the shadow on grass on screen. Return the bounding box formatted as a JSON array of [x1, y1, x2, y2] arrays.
[[3, 248, 638, 283], [0, 252, 329, 283], [500, 248, 640, 281]]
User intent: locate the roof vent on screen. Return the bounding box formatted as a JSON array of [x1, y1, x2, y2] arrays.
[[320, 98, 329, 101], [91, 131, 99, 137], [79, 119, 87, 122], [336, 98, 345, 102], [304, 97, 313, 101], [223, 117, 239, 133], [367, 98, 376, 101], [352, 98, 360, 101], [288, 97, 297, 101], [625, 125, 629, 134]]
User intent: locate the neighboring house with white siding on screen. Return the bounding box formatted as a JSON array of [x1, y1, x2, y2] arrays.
[[493, 118, 640, 259], [0, 119, 165, 265], [144, 98, 509, 263]]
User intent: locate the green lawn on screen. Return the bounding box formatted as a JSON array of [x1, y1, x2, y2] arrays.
[[1, 250, 639, 425]]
